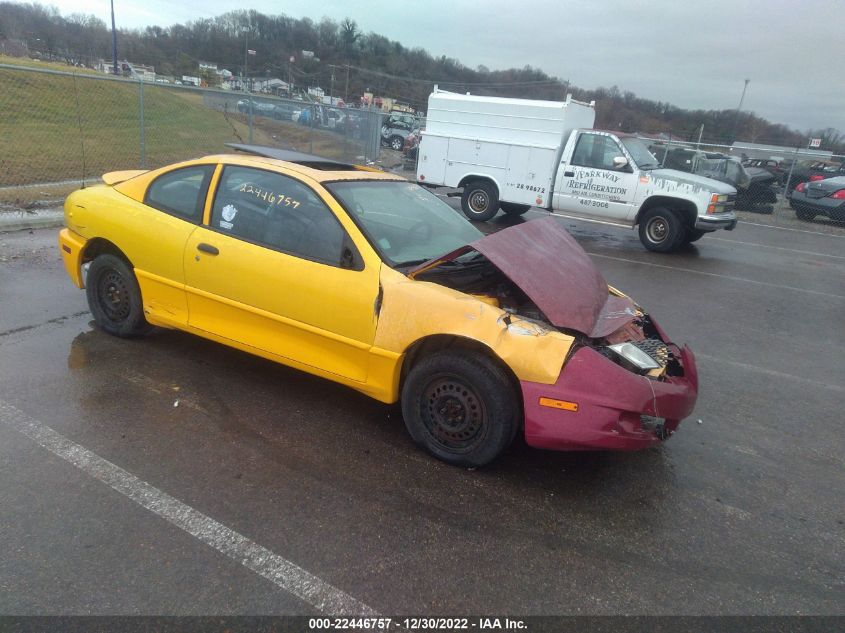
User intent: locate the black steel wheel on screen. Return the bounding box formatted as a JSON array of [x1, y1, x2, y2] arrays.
[[85, 253, 151, 338], [638, 207, 687, 252], [401, 350, 520, 467], [460, 180, 500, 221]]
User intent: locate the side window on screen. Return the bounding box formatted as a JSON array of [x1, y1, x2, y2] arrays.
[[145, 165, 214, 222], [211, 166, 357, 268], [571, 134, 625, 170]]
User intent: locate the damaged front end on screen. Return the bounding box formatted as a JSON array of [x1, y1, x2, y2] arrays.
[[409, 216, 699, 450]]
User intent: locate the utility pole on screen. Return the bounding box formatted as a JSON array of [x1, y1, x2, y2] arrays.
[[697, 123, 704, 147], [345, 65, 350, 103], [110, 0, 118, 75], [330, 66, 335, 105], [243, 25, 249, 92]]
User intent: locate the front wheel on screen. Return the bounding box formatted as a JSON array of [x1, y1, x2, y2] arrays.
[[500, 202, 531, 216], [389, 135, 404, 151], [85, 254, 151, 338], [638, 207, 687, 252], [460, 180, 500, 221], [401, 350, 520, 467]]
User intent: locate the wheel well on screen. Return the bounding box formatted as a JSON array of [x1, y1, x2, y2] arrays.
[[82, 238, 132, 267], [457, 175, 499, 194], [400, 334, 522, 407], [635, 196, 697, 227]]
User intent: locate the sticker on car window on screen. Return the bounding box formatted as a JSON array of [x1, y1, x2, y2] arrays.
[[238, 183, 301, 208], [220, 203, 237, 229]]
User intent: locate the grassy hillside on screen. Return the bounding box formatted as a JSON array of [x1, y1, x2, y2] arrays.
[[0, 60, 365, 195]]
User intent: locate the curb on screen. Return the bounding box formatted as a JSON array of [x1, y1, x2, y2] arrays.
[[0, 210, 64, 233]]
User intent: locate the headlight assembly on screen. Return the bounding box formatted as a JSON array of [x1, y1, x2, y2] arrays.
[[608, 342, 661, 371]]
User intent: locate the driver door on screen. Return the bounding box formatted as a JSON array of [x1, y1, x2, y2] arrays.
[[184, 165, 380, 383], [554, 132, 640, 222]]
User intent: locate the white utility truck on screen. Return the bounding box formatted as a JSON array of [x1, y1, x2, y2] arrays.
[[416, 89, 738, 252]]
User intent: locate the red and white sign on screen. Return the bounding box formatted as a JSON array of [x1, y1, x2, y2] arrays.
[[809, 138, 822, 148]]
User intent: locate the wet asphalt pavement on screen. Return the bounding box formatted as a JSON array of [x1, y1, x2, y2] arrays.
[[0, 209, 843, 616]]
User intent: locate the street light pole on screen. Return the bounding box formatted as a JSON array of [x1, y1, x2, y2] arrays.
[[731, 78, 750, 143], [243, 26, 249, 92], [110, 0, 118, 75]]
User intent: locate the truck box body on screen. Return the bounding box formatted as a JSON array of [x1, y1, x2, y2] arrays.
[[418, 90, 596, 207]]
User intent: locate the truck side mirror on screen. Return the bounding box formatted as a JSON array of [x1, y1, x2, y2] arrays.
[[613, 156, 629, 170]]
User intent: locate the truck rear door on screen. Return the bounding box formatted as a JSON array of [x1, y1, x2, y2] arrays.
[[554, 132, 639, 223]]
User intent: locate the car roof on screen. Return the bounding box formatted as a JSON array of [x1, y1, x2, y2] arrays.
[[211, 144, 405, 183]]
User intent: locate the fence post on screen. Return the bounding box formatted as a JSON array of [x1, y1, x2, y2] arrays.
[[248, 95, 254, 144], [139, 79, 146, 168], [783, 147, 800, 196]]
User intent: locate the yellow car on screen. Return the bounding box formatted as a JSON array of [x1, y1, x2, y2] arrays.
[[59, 145, 698, 466]]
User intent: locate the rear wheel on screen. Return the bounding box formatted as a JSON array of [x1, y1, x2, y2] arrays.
[[401, 350, 520, 467], [795, 208, 816, 221], [638, 207, 687, 252], [85, 254, 151, 338], [500, 202, 531, 216], [460, 180, 500, 221]]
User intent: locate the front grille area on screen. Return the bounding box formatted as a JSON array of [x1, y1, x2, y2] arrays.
[[632, 338, 671, 367]]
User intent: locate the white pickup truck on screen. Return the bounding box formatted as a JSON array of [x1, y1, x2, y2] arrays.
[[416, 89, 738, 252]]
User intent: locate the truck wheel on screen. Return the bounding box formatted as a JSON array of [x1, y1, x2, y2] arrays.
[[389, 135, 404, 151], [639, 207, 687, 252], [500, 202, 531, 216], [401, 350, 520, 467], [461, 180, 500, 221]]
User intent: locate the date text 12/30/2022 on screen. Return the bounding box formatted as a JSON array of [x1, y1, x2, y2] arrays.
[[308, 617, 527, 630]]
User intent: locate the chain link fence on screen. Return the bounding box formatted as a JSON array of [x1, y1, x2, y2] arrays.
[[0, 63, 389, 207]]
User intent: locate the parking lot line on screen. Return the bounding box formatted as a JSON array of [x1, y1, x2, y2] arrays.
[[0, 399, 379, 617], [707, 236, 845, 260], [738, 220, 845, 238], [586, 252, 845, 300], [695, 353, 845, 394]]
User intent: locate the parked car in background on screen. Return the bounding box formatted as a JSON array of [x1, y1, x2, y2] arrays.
[[784, 160, 845, 197], [789, 176, 845, 222], [651, 146, 777, 211], [742, 158, 787, 185], [381, 113, 419, 151], [57, 145, 699, 466], [236, 99, 299, 122]]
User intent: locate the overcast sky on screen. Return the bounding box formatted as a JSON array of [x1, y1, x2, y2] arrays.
[[48, 0, 843, 135]]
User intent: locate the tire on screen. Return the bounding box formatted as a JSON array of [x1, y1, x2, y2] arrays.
[[500, 202, 531, 216], [795, 208, 816, 221], [685, 229, 707, 243], [85, 254, 151, 338], [401, 350, 520, 467], [460, 180, 500, 221], [389, 135, 404, 151], [638, 207, 687, 252]]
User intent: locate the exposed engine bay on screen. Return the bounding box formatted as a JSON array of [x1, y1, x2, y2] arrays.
[[414, 252, 682, 380]]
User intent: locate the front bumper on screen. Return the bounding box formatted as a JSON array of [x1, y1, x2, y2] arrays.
[[521, 337, 698, 451], [695, 211, 737, 231]]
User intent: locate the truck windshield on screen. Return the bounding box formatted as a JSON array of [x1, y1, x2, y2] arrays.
[[326, 180, 483, 268], [621, 137, 660, 170]]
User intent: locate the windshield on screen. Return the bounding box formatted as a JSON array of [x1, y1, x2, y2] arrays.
[[621, 137, 660, 169], [326, 180, 483, 267]]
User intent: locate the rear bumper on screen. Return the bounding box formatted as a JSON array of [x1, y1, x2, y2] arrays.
[[790, 192, 845, 219], [695, 212, 737, 231], [521, 342, 698, 451]]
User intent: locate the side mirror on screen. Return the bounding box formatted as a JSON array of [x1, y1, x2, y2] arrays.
[[612, 156, 629, 169]]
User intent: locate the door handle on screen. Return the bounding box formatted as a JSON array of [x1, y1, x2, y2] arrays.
[[564, 171, 575, 177], [197, 243, 219, 255]]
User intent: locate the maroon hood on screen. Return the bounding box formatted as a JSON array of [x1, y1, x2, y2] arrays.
[[414, 216, 636, 338]]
